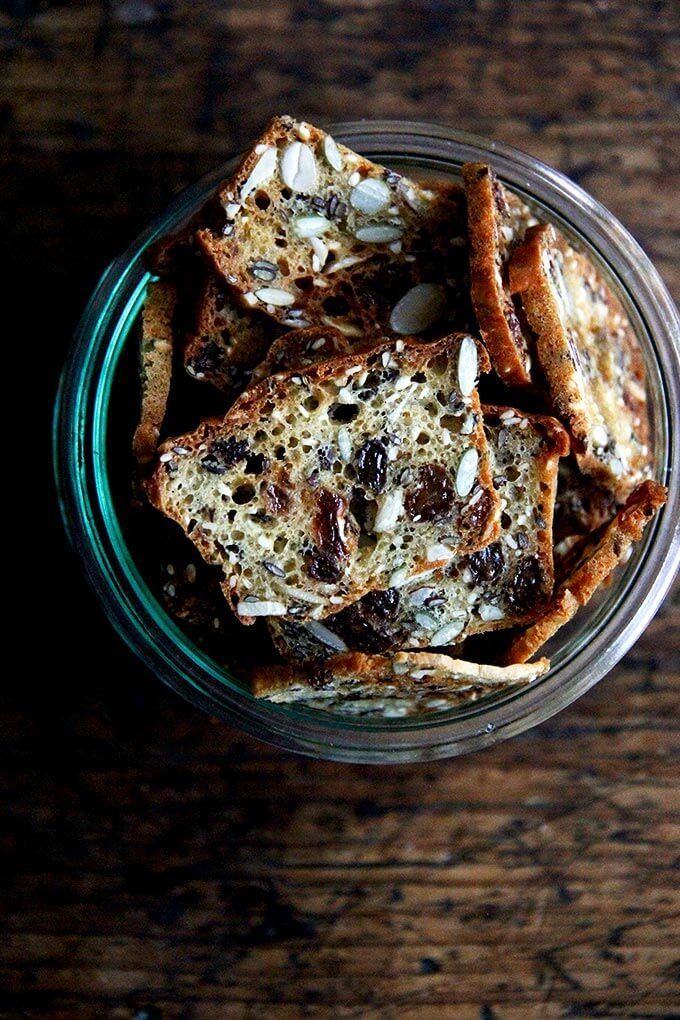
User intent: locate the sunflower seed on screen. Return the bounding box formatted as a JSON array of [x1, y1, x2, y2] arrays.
[[309, 236, 329, 268], [337, 426, 352, 462], [415, 611, 438, 630], [240, 146, 277, 200], [355, 223, 404, 244], [373, 489, 404, 533], [456, 448, 479, 497], [249, 260, 278, 282], [306, 620, 348, 651], [479, 602, 505, 622], [292, 214, 331, 238], [389, 282, 447, 335], [457, 335, 478, 396], [254, 287, 295, 306], [350, 177, 391, 214], [280, 141, 317, 192], [429, 619, 465, 646], [236, 598, 286, 616], [409, 586, 436, 607], [323, 134, 343, 171]]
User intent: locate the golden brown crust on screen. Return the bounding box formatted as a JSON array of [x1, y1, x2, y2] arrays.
[[509, 223, 650, 499], [250, 326, 350, 384], [502, 480, 667, 663], [132, 280, 177, 464], [462, 163, 536, 386]]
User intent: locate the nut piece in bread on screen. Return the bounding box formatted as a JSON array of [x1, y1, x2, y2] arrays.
[[251, 651, 549, 717], [132, 280, 178, 464], [462, 162, 537, 386], [146, 334, 500, 624], [269, 405, 569, 659], [502, 479, 667, 663], [251, 326, 350, 384], [197, 116, 471, 340], [509, 223, 650, 499], [184, 275, 281, 393]]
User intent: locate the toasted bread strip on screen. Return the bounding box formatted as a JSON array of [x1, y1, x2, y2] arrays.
[[509, 223, 650, 499], [252, 651, 549, 716], [146, 334, 499, 624], [269, 404, 569, 660], [132, 280, 178, 464], [197, 116, 471, 340], [462, 162, 537, 386], [502, 480, 666, 663]]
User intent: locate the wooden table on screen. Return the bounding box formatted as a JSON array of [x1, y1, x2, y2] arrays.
[[2, 2, 678, 1016]]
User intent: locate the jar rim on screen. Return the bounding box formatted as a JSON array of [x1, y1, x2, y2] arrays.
[[53, 120, 680, 763]]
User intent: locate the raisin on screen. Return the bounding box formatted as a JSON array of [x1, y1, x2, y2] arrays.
[[461, 490, 495, 534], [200, 436, 250, 474], [334, 588, 403, 653], [355, 439, 388, 493], [405, 464, 454, 523], [507, 555, 546, 613], [264, 483, 290, 515], [245, 452, 270, 475], [465, 542, 505, 587], [191, 339, 224, 375], [313, 489, 349, 560], [305, 547, 343, 582], [362, 588, 400, 619]]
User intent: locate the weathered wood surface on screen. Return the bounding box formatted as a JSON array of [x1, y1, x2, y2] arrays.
[[2, 1, 679, 1016]]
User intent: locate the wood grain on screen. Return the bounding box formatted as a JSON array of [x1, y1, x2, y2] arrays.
[[2, 1, 679, 1016]]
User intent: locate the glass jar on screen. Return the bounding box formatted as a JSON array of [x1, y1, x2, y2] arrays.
[[53, 121, 680, 763]]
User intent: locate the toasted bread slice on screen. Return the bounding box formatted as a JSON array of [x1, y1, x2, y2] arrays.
[[502, 479, 666, 663], [509, 223, 650, 499], [250, 326, 350, 384], [146, 334, 500, 623], [197, 116, 471, 340], [462, 162, 537, 386], [252, 651, 549, 716], [132, 280, 178, 464], [183, 274, 281, 393], [269, 405, 569, 659]]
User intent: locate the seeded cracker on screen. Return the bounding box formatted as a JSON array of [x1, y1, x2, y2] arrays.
[[251, 652, 549, 717], [269, 405, 569, 658], [184, 274, 281, 393], [132, 280, 178, 464], [509, 223, 650, 499], [197, 116, 472, 340], [462, 162, 537, 386], [146, 334, 500, 624], [502, 480, 666, 664]]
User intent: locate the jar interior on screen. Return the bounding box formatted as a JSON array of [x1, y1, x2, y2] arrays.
[[94, 149, 669, 733]]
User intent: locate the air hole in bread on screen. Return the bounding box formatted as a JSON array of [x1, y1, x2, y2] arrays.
[[233, 484, 256, 505], [254, 190, 271, 210]]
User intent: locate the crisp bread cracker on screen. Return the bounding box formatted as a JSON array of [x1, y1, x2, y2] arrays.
[[502, 479, 666, 663]]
